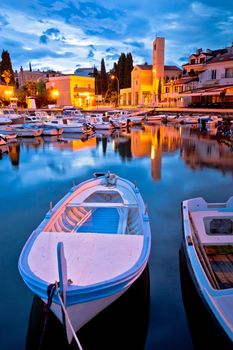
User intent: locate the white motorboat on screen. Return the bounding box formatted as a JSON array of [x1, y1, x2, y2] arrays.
[[18, 172, 151, 344], [89, 115, 115, 130], [0, 112, 12, 125], [0, 108, 25, 124], [12, 126, 43, 137], [182, 196, 233, 344], [45, 120, 85, 133]]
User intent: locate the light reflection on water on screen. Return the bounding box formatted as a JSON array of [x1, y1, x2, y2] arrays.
[[0, 124, 233, 350]]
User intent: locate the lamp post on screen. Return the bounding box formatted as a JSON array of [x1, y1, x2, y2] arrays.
[[111, 75, 119, 107]]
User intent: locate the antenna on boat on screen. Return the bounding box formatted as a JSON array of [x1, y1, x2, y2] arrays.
[[50, 201, 53, 212], [145, 203, 148, 215], [134, 180, 137, 188]]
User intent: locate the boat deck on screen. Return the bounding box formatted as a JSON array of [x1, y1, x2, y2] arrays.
[[28, 232, 144, 286], [205, 245, 233, 289]]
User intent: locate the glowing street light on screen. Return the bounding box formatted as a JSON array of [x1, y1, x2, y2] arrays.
[[4, 89, 12, 97], [52, 89, 59, 98], [111, 75, 119, 107]]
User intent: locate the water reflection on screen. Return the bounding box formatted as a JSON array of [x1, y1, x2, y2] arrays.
[[2, 124, 233, 179], [26, 265, 150, 350], [179, 245, 232, 350], [8, 144, 20, 167]]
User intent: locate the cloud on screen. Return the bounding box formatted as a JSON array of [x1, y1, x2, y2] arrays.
[[191, 1, 223, 17], [44, 27, 60, 37], [0, 0, 232, 73], [87, 49, 94, 59], [39, 34, 48, 44]]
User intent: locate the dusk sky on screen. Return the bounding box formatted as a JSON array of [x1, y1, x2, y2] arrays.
[[1, 0, 233, 73]]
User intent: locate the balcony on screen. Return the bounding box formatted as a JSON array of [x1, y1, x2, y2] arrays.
[[73, 87, 95, 93]]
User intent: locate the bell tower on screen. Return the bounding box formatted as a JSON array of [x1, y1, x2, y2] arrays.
[[152, 37, 165, 102]]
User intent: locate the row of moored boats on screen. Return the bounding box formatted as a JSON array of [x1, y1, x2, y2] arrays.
[[0, 107, 146, 142]]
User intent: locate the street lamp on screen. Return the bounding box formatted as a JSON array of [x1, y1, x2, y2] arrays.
[[4, 89, 12, 106], [52, 89, 59, 98], [111, 75, 119, 107]]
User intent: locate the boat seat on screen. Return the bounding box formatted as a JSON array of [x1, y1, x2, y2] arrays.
[[205, 245, 233, 289], [66, 202, 137, 208]]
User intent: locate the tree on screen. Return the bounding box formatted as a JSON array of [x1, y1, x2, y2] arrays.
[[36, 80, 48, 107], [100, 58, 108, 96], [125, 53, 133, 88], [118, 53, 126, 89], [93, 66, 101, 95], [0, 50, 15, 85], [1, 70, 12, 86]]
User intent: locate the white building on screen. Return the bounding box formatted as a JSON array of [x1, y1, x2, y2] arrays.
[[179, 44, 233, 107]]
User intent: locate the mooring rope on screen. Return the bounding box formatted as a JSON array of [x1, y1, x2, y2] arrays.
[[38, 283, 57, 350], [55, 282, 84, 350]]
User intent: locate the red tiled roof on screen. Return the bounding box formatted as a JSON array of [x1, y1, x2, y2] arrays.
[[173, 76, 198, 85], [208, 53, 233, 64], [136, 64, 153, 70], [165, 65, 182, 71]]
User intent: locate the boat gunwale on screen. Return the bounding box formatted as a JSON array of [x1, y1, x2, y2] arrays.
[[182, 196, 233, 341]]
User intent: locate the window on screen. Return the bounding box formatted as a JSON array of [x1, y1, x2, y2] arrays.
[[211, 70, 217, 80], [225, 68, 233, 78], [190, 59, 196, 65], [200, 57, 205, 63]]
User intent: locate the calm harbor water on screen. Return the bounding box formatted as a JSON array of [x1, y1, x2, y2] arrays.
[[0, 124, 233, 350]]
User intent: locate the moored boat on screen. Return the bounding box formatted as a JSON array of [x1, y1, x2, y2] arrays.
[[18, 172, 151, 343], [12, 125, 43, 137], [42, 125, 63, 136], [182, 196, 233, 343], [0, 135, 7, 145]]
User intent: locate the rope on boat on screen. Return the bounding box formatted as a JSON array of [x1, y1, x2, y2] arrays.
[[38, 283, 57, 350], [55, 281, 84, 350]]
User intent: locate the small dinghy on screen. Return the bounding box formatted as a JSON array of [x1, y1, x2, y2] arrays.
[[19, 172, 151, 344], [182, 196, 233, 343]]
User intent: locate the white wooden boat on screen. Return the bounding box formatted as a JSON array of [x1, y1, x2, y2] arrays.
[[19, 173, 151, 343], [182, 196, 233, 343]]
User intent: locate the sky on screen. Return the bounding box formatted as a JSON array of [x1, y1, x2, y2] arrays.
[[0, 0, 233, 73]]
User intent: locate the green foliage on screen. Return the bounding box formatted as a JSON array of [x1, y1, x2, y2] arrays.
[[0, 50, 15, 85], [100, 58, 108, 95], [15, 80, 54, 107]]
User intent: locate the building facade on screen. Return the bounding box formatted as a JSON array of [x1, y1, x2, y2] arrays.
[[166, 44, 233, 107], [120, 37, 182, 106], [15, 65, 63, 88], [46, 74, 95, 108]]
